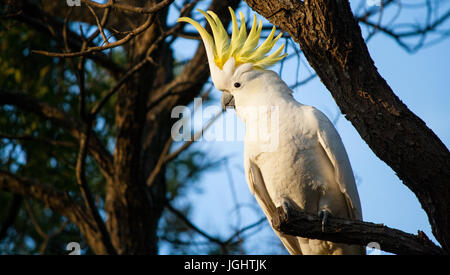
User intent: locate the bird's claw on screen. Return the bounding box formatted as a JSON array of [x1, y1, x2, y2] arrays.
[[318, 210, 331, 232], [281, 199, 293, 220]]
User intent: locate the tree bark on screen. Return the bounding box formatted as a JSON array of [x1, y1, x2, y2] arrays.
[[1, 0, 241, 255], [103, 0, 240, 255], [0, 171, 110, 254], [0, 195, 22, 241], [272, 206, 443, 255], [245, 0, 450, 252]]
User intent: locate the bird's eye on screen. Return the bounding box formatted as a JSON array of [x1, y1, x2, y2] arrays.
[[234, 82, 241, 88]]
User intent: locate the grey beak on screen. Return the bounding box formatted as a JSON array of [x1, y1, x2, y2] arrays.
[[221, 92, 235, 110]]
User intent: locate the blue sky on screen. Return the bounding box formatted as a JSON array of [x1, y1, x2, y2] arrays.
[[161, 1, 450, 254]]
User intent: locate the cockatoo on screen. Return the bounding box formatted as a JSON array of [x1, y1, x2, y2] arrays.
[[179, 8, 364, 255]]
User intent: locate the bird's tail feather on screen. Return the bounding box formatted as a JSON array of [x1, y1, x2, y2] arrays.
[[275, 232, 303, 255]]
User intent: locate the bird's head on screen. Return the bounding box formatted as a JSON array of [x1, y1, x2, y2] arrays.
[[178, 7, 287, 109]]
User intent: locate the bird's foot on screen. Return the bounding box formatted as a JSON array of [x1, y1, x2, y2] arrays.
[[318, 209, 331, 232], [281, 198, 297, 220]]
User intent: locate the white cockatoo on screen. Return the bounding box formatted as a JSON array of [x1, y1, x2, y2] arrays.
[[179, 8, 364, 255]]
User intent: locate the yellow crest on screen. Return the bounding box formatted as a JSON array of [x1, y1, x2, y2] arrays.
[[178, 7, 287, 70]]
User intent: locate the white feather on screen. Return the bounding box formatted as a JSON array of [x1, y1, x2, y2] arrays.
[[230, 70, 364, 255], [182, 8, 364, 255]]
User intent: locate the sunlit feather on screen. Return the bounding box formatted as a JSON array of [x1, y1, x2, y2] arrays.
[[177, 7, 287, 69]]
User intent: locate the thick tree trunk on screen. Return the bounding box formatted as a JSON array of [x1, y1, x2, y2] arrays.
[[0, 0, 237, 254], [245, 0, 450, 252], [103, 0, 239, 254], [101, 1, 172, 254]]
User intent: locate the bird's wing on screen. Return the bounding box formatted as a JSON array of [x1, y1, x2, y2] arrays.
[[247, 159, 276, 215], [246, 159, 303, 254], [314, 109, 363, 220]]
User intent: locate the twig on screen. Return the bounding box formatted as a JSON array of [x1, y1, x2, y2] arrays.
[[146, 110, 224, 187], [164, 110, 223, 164], [224, 217, 267, 245], [33, 14, 156, 58], [0, 133, 75, 147], [81, 0, 174, 14], [0, 195, 22, 241], [32, 0, 177, 58], [86, 2, 110, 45], [223, 158, 242, 230], [24, 199, 49, 254], [90, 56, 149, 117], [0, 90, 114, 179], [90, 0, 199, 117], [75, 126, 117, 255], [289, 73, 317, 90], [165, 202, 224, 245], [359, 9, 450, 52], [23, 199, 70, 255]]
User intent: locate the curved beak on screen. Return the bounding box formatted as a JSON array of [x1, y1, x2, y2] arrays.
[[221, 92, 235, 110]]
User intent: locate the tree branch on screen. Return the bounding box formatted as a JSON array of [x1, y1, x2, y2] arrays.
[[165, 202, 224, 246], [0, 90, 114, 180], [358, 8, 450, 52], [0, 170, 112, 254], [272, 206, 444, 255], [85, 2, 110, 46], [32, 14, 156, 58], [89, 2, 196, 117], [245, 0, 450, 252], [23, 199, 52, 255], [81, 0, 174, 14], [146, 109, 223, 187], [0, 171, 80, 221], [0, 133, 75, 148], [6, 1, 123, 78], [75, 127, 117, 255], [0, 195, 22, 241]]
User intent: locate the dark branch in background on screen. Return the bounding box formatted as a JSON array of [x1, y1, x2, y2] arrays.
[[0, 170, 115, 254], [355, 1, 450, 52], [90, 57, 150, 117], [0, 88, 114, 252], [0, 171, 80, 222], [64, 8, 117, 254], [0, 195, 22, 242], [272, 206, 444, 255], [0, 134, 75, 148], [91, 0, 200, 118], [31, 0, 176, 58], [23, 199, 68, 255], [146, 109, 224, 187], [0, 90, 114, 180], [85, 2, 110, 46], [165, 202, 224, 246], [4, 1, 123, 79], [223, 217, 266, 245], [33, 14, 156, 58], [224, 158, 243, 231], [81, 0, 175, 14], [75, 122, 116, 255], [165, 201, 267, 253]]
